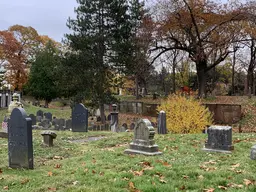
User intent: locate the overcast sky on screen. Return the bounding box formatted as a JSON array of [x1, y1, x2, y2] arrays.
[[0, 0, 78, 42]]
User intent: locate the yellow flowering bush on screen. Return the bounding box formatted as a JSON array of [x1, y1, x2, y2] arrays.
[[158, 94, 213, 134]]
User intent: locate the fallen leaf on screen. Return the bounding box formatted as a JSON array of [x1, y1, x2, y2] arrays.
[[129, 181, 135, 189], [243, 179, 253, 186], [0, 169, 2, 174], [84, 168, 88, 172], [122, 177, 129, 181], [72, 181, 79, 185], [54, 164, 61, 169], [48, 172, 53, 177], [235, 170, 243, 174], [152, 181, 156, 185], [48, 187, 57, 191], [198, 175, 204, 180], [21, 178, 29, 184], [92, 170, 96, 174], [179, 185, 186, 190], [159, 179, 167, 183], [133, 170, 144, 176], [227, 183, 243, 188], [92, 158, 96, 163], [0, 177, 4, 180], [203, 188, 215, 192], [163, 162, 171, 167], [81, 162, 86, 166], [3, 186, 8, 190], [53, 156, 63, 160], [183, 175, 189, 179], [99, 172, 104, 176], [218, 186, 227, 190], [231, 163, 240, 168]]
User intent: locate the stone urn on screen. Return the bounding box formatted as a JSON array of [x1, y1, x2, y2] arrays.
[[8, 93, 23, 116]]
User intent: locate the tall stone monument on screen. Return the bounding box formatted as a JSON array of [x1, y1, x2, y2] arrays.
[[158, 110, 167, 134], [110, 104, 119, 132], [8, 108, 33, 169], [124, 119, 162, 156]]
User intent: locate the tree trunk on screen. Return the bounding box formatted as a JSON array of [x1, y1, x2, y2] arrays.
[[135, 74, 139, 99], [172, 63, 176, 94], [196, 60, 207, 98], [247, 66, 254, 96], [100, 104, 105, 124]]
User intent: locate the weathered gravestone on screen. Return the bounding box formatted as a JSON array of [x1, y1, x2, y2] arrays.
[[72, 103, 88, 132], [41, 131, 57, 147], [251, 145, 256, 160], [130, 123, 135, 130], [58, 119, 65, 130], [124, 119, 162, 156], [65, 119, 72, 130], [36, 110, 44, 118], [202, 125, 234, 153], [110, 104, 119, 132], [29, 114, 36, 126], [39, 119, 51, 129], [44, 112, 53, 121], [158, 111, 167, 134], [8, 108, 33, 169]]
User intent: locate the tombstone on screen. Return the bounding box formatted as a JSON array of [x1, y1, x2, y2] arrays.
[[29, 114, 36, 126], [124, 119, 162, 156], [96, 116, 101, 122], [202, 125, 234, 153], [44, 112, 53, 121], [158, 111, 167, 134], [36, 110, 44, 118], [52, 117, 57, 126], [110, 104, 118, 132], [122, 123, 128, 130], [65, 119, 72, 130], [39, 119, 51, 129], [119, 126, 126, 132], [58, 119, 65, 130], [72, 103, 88, 132], [2, 116, 8, 133], [130, 123, 135, 130], [251, 145, 256, 160], [8, 108, 33, 169], [36, 116, 42, 122], [41, 131, 57, 147], [53, 119, 60, 130]]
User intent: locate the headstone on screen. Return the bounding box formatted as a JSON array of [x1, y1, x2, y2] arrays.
[[110, 108, 118, 132], [41, 131, 57, 147], [2, 116, 8, 133], [8, 108, 33, 169], [120, 126, 126, 132], [72, 103, 88, 132], [158, 111, 167, 134], [124, 119, 162, 156], [36, 110, 44, 118], [44, 112, 53, 121], [130, 123, 135, 130], [202, 125, 234, 153], [96, 116, 101, 122], [36, 116, 42, 122], [52, 117, 57, 126], [58, 119, 65, 130], [39, 119, 51, 129], [65, 119, 72, 130], [122, 123, 128, 130], [29, 114, 36, 126], [251, 145, 256, 160]]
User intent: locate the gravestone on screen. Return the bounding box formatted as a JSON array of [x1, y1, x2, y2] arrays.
[[44, 112, 53, 121], [36, 110, 44, 118], [65, 119, 72, 130], [110, 104, 118, 132], [130, 123, 135, 130], [29, 114, 36, 126], [158, 111, 167, 134], [36, 116, 42, 122], [2, 116, 8, 133], [72, 103, 88, 132], [96, 116, 101, 122], [251, 145, 256, 160], [202, 125, 234, 153], [52, 117, 57, 126], [124, 119, 162, 156], [8, 108, 33, 169], [122, 123, 128, 130], [39, 119, 51, 129], [41, 131, 57, 147], [58, 119, 65, 130]]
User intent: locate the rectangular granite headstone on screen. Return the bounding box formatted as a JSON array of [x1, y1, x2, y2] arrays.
[[8, 108, 33, 169], [72, 103, 88, 132]]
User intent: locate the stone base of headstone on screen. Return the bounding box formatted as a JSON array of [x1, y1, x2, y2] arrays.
[[250, 145, 256, 160], [201, 147, 232, 154], [124, 144, 162, 156]]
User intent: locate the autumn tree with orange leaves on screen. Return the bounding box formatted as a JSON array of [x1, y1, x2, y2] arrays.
[[151, 0, 256, 97]]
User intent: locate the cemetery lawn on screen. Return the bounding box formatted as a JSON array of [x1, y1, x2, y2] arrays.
[[0, 131, 256, 192]]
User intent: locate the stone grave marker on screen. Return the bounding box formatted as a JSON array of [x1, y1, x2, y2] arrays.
[[202, 125, 234, 153], [124, 119, 162, 156], [44, 112, 53, 121], [65, 119, 72, 130], [39, 119, 51, 129], [41, 131, 57, 147], [251, 145, 256, 160], [130, 123, 135, 130], [8, 108, 33, 169], [122, 123, 128, 130], [110, 104, 118, 132], [158, 111, 167, 134], [29, 114, 36, 126], [58, 119, 65, 130], [36, 110, 44, 118], [72, 103, 88, 132]]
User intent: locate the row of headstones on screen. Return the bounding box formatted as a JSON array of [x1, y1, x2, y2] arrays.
[[6, 107, 256, 170]]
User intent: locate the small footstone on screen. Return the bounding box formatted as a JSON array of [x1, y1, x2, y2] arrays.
[[124, 119, 162, 156]]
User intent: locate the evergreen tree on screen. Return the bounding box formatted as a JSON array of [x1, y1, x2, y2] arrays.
[[26, 41, 61, 107], [64, 0, 132, 122]]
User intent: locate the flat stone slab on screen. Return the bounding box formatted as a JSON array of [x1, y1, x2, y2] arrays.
[[124, 149, 162, 156], [202, 148, 232, 154], [70, 136, 106, 143], [41, 131, 57, 138]]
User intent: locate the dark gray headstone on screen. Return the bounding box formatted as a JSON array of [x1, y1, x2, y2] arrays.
[[44, 112, 52, 121], [130, 123, 135, 130], [72, 103, 88, 132], [65, 119, 72, 130], [8, 108, 33, 169], [158, 111, 167, 134], [110, 111, 119, 132], [202, 126, 234, 153], [251, 145, 256, 160], [29, 114, 36, 126], [122, 123, 128, 130], [39, 119, 51, 129], [124, 119, 162, 156], [36, 110, 44, 117], [58, 119, 65, 130]]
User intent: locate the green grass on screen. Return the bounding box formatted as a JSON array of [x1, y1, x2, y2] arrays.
[[0, 131, 256, 191]]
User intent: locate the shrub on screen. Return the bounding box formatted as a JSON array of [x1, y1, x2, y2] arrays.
[[157, 94, 213, 134]]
